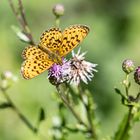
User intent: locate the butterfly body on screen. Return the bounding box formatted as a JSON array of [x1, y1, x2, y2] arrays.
[[38, 45, 62, 64], [21, 25, 89, 79]]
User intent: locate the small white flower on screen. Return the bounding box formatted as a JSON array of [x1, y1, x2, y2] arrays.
[[0, 71, 18, 90], [3, 71, 13, 79]]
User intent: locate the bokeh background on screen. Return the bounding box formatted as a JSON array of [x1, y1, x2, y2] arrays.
[[0, 0, 140, 140]]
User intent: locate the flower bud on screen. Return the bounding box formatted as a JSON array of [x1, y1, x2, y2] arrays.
[[134, 66, 140, 85], [122, 59, 135, 74], [53, 4, 64, 17]]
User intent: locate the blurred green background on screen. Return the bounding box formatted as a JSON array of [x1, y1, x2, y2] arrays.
[[0, 0, 140, 140]]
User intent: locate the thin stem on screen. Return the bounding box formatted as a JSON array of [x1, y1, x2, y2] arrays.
[[17, 0, 34, 44], [1, 89, 37, 133], [18, 0, 28, 27], [118, 107, 133, 140], [8, 0, 35, 45], [56, 85, 88, 129], [125, 74, 129, 97], [55, 16, 60, 27], [8, 0, 23, 25]]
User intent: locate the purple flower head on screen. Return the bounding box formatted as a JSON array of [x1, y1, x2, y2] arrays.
[[48, 59, 71, 85], [122, 59, 135, 74], [134, 66, 140, 85]]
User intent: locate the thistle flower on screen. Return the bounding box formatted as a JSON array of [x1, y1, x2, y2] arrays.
[[48, 49, 97, 85], [134, 66, 140, 85], [67, 49, 98, 85], [122, 59, 135, 74], [48, 59, 71, 85]]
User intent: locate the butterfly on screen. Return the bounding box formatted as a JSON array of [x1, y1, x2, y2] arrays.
[[21, 25, 90, 79]]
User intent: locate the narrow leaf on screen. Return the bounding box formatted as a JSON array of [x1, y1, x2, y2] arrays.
[[114, 88, 122, 95], [0, 102, 12, 109], [38, 108, 45, 123], [11, 25, 30, 43]]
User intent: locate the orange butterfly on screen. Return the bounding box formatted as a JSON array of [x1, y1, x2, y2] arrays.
[[21, 25, 89, 79]]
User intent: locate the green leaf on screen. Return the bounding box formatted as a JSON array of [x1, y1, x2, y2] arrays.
[[38, 107, 45, 123], [114, 87, 128, 105], [114, 88, 122, 95], [11, 25, 30, 43], [0, 102, 12, 109]]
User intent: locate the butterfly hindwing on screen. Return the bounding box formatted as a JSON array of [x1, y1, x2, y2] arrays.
[[22, 45, 43, 59], [21, 59, 53, 79], [21, 46, 53, 79]]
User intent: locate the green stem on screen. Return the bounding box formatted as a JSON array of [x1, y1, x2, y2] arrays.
[[8, 0, 35, 45], [122, 107, 133, 138], [55, 16, 60, 27], [56, 85, 88, 129], [125, 74, 129, 97], [18, 0, 34, 45], [115, 107, 134, 140], [2, 89, 37, 133]]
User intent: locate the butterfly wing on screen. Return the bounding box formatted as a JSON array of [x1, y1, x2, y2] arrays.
[[22, 45, 42, 59], [60, 25, 89, 57], [21, 46, 53, 79], [38, 28, 62, 54]]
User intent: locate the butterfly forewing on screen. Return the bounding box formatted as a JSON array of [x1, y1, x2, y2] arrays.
[[38, 28, 62, 54], [60, 25, 89, 57]]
